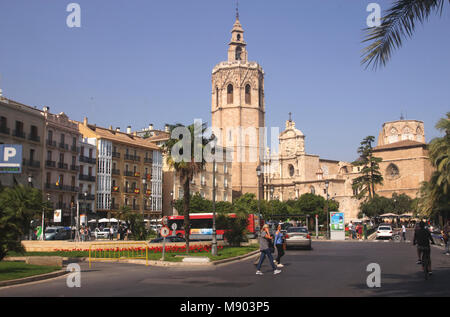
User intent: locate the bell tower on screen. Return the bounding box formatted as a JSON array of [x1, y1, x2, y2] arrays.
[[211, 12, 266, 198]]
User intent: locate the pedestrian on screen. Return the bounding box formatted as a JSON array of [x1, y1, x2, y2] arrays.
[[442, 220, 450, 256], [109, 226, 114, 240], [256, 224, 281, 275], [402, 224, 407, 241], [363, 223, 368, 240], [80, 227, 85, 242], [348, 221, 353, 240], [357, 224, 363, 240], [274, 224, 285, 268]]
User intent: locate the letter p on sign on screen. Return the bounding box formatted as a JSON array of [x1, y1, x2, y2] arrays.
[[3, 147, 16, 161]]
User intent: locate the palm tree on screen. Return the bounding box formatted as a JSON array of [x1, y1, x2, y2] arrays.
[[162, 123, 209, 253], [362, 0, 449, 69]]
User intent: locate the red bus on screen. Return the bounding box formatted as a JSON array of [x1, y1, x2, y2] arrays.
[[167, 213, 261, 240]]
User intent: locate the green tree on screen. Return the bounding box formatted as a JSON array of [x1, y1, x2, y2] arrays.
[[0, 185, 50, 261], [362, 0, 450, 69], [352, 136, 383, 200], [117, 206, 147, 240], [163, 123, 208, 253]]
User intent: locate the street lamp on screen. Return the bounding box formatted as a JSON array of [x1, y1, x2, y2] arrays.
[[41, 193, 50, 241], [270, 186, 274, 201], [211, 134, 218, 256], [325, 180, 329, 240], [84, 191, 88, 227], [256, 165, 262, 238], [27, 174, 33, 187], [142, 178, 147, 220]]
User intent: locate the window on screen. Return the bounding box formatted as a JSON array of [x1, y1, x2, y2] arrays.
[[0, 116, 6, 128], [310, 186, 315, 195], [288, 164, 295, 177], [237, 34, 241, 41], [245, 84, 251, 104], [235, 46, 242, 60], [47, 151, 52, 160], [48, 130, 53, 142], [60, 133, 65, 144], [29, 149, 35, 162], [227, 84, 233, 104], [30, 125, 38, 138], [386, 163, 400, 179]]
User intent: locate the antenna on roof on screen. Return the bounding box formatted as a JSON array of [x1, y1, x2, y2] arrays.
[[400, 112, 404, 120]]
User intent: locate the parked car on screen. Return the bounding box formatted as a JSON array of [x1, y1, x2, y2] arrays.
[[93, 227, 116, 239], [44, 226, 71, 240], [285, 227, 312, 250], [150, 236, 186, 243], [376, 225, 394, 239]]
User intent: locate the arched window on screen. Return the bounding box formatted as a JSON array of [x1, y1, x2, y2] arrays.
[[288, 164, 295, 177], [215, 87, 219, 108], [235, 46, 242, 61], [227, 84, 234, 104], [245, 84, 251, 104], [386, 163, 400, 179], [237, 34, 241, 41], [310, 186, 315, 195]]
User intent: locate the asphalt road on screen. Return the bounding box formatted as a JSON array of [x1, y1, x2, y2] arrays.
[[1, 237, 449, 297]]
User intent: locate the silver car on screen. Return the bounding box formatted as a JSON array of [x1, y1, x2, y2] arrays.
[[285, 227, 312, 250]]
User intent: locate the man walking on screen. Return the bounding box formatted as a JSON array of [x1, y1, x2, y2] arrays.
[[442, 220, 450, 256], [402, 224, 407, 241], [256, 224, 281, 275]]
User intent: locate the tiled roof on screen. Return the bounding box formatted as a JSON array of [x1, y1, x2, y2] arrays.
[[373, 140, 426, 151]]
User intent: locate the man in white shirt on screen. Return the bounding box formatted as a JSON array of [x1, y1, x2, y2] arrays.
[[402, 224, 407, 241]]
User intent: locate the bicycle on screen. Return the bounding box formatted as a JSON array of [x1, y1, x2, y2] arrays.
[[419, 246, 431, 280]]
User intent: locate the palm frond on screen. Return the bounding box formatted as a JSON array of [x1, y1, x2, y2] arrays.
[[361, 0, 447, 69]]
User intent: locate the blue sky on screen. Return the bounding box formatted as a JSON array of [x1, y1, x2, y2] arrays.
[[0, 0, 449, 162]]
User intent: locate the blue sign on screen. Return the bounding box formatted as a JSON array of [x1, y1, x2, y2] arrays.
[[0, 144, 22, 173]]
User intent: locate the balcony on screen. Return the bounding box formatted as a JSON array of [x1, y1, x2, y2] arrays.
[[57, 162, 68, 170], [0, 126, 10, 135], [45, 183, 79, 192], [23, 159, 40, 169], [79, 156, 96, 164], [78, 193, 95, 201], [70, 145, 80, 153], [46, 139, 56, 147], [144, 157, 153, 164], [125, 187, 140, 194], [70, 165, 79, 172], [79, 174, 96, 182], [110, 204, 120, 210], [124, 154, 140, 162], [28, 134, 40, 143], [59, 143, 69, 150], [112, 169, 120, 176], [112, 152, 120, 159], [12, 130, 26, 139], [45, 160, 56, 168]]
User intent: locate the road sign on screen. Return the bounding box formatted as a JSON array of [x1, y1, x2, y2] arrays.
[[160, 226, 170, 237], [0, 144, 22, 173]]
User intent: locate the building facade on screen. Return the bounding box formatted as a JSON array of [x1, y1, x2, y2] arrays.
[[78, 118, 163, 220], [0, 98, 45, 189], [78, 136, 97, 223]]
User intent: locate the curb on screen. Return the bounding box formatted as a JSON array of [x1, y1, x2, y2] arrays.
[[0, 269, 68, 288]]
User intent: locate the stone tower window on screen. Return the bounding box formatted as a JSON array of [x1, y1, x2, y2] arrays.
[[288, 164, 295, 177], [235, 46, 242, 61], [227, 84, 234, 104], [245, 84, 251, 104], [237, 34, 241, 41], [386, 163, 400, 179]]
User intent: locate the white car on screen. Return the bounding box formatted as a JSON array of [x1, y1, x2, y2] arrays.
[[93, 228, 115, 239], [376, 225, 393, 239]]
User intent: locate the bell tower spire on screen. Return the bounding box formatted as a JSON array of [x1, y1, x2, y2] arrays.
[[228, 7, 247, 63]]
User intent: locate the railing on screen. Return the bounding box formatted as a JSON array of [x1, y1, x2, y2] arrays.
[[45, 160, 56, 168], [57, 162, 68, 170], [59, 143, 69, 150], [79, 174, 96, 182], [46, 139, 56, 147], [144, 158, 153, 164], [71, 145, 80, 153], [12, 130, 26, 139], [28, 134, 40, 142], [23, 159, 40, 168], [112, 152, 120, 159], [89, 242, 149, 268], [124, 154, 140, 162], [78, 193, 95, 201], [45, 183, 79, 192], [70, 165, 79, 172], [0, 126, 10, 135], [80, 156, 96, 164], [124, 171, 134, 177]]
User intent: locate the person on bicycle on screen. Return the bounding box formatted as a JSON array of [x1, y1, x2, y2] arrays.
[[413, 221, 435, 275]]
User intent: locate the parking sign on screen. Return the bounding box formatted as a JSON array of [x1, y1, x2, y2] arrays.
[[0, 144, 22, 173]]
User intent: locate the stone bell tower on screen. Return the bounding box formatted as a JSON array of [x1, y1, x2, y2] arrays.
[[211, 11, 266, 198]]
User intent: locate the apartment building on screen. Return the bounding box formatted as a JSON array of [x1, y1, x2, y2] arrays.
[[78, 119, 163, 220], [0, 97, 45, 189], [42, 107, 81, 225], [78, 137, 97, 221]]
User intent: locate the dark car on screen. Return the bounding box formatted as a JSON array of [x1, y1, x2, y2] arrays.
[[150, 236, 186, 243]]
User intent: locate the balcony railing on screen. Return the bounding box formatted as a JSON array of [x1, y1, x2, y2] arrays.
[[112, 152, 120, 159], [79, 156, 96, 164], [28, 134, 40, 143], [0, 126, 10, 135], [57, 162, 68, 170], [144, 158, 153, 164], [23, 159, 40, 168], [46, 139, 56, 147], [45, 160, 56, 168], [124, 171, 134, 177], [124, 154, 140, 162], [79, 174, 95, 182], [112, 169, 120, 175], [70, 165, 79, 172], [70, 145, 80, 153], [78, 193, 95, 201], [110, 204, 119, 210], [59, 143, 69, 150], [45, 183, 79, 192], [12, 130, 26, 139]]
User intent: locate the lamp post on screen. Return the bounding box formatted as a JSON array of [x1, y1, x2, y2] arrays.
[[256, 165, 262, 238], [325, 180, 329, 240], [41, 193, 50, 241], [211, 134, 218, 256], [84, 191, 88, 228], [270, 186, 274, 201], [142, 178, 147, 220], [27, 174, 33, 187]]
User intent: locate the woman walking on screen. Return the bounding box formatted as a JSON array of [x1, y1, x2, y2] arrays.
[[274, 224, 285, 268], [256, 224, 282, 275]]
